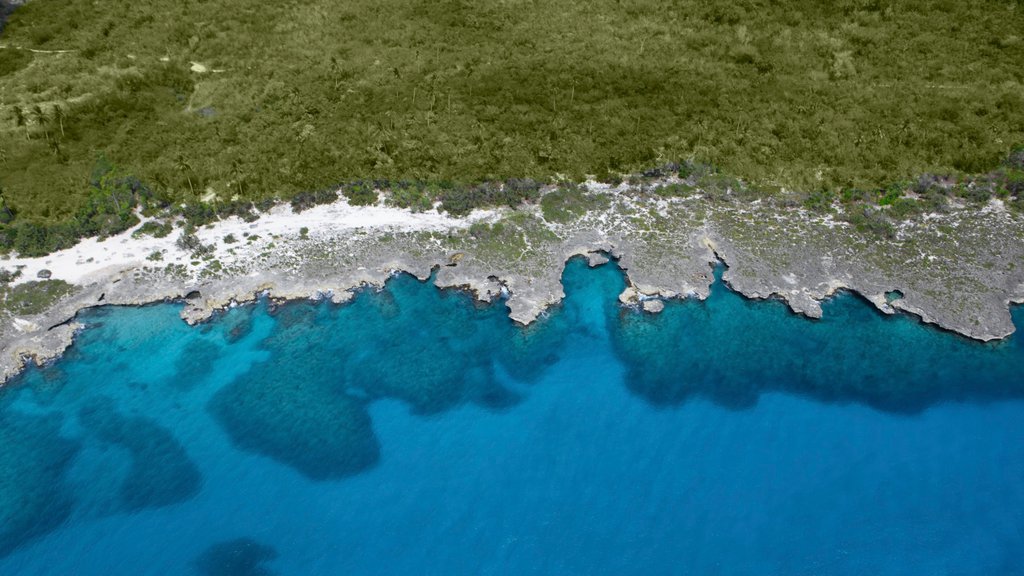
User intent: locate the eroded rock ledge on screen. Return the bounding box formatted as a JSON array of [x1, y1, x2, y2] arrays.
[[2, 182, 1023, 383]]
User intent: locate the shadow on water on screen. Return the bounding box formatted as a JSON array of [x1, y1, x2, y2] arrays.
[[609, 264, 1024, 413], [193, 538, 279, 576]]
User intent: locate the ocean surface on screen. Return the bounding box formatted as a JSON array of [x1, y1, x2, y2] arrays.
[[2, 258, 1024, 576]]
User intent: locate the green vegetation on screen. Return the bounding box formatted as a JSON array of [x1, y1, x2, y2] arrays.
[[132, 219, 172, 239], [175, 224, 212, 256], [0, 157, 154, 255], [0, 0, 1023, 254], [467, 221, 525, 253], [387, 182, 435, 212], [440, 179, 540, 216], [290, 189, 338, 213], [465, 211, 556, 259], [0, 267, 19, 283], [342, 182, 378, 206], [541, 185, 610, 224], [1, 279, 75, 315]]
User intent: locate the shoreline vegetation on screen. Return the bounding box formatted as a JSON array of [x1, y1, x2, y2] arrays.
[[0, 151, 1021, 258], [1, 167, 1023, 384], [1, 0, 1023, 258]]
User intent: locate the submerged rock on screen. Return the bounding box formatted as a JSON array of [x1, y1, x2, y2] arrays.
[[641, 299, 665, 314], [194, 538, 278, 576], [586, 252, 610, 267]]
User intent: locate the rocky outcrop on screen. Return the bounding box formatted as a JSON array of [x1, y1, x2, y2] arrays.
[[2, 187, 1023, 383]]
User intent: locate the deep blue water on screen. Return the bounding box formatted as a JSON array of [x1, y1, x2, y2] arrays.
[[2, 258, 1024, 575]]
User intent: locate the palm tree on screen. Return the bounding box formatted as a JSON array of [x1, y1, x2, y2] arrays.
[[175, 154, 195, 196], [11, 107, 27, 140], [229, 159, 245, 198], [0, 186, 14, 224], [29, 105, 49, 143], [30, 105, 47, 127], [11, 106, 25, 128], [53, 104, 66, 137]]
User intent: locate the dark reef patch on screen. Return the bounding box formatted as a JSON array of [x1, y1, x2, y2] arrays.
[[206, 271, 569, 479], [194, 538, 279, 576], [0, 411, 80, 558], [207, 358, 381, 481], [173, 338, 223, 390], [77, 397, 203, 511], [24, 364, 70, 406], [222, 312, 254, 344], [610, 268, 1024, 414], [200, 306, 255, 345], [330, 278, 515, 414]]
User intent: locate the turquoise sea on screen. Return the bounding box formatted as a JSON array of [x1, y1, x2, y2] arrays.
[[2, 258, 1023, 575]]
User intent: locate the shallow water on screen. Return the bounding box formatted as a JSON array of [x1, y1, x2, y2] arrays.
[[2, 259, 1023, 575]]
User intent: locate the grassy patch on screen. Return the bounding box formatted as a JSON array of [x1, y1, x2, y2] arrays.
[[541, 186, 610, 223], [463, 211, 557, 260], [132, 219, 173, 239], [1, 280, 76, 315]]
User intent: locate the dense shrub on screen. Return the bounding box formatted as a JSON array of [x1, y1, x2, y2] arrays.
[[215, 200, 258, 222], [132, 220, 173, 239], [503, 178, 542, 204], [540, 185, 610, 223], [388, 181, 434, 211], [654, 182, 697, 198], [887, 197, 923, 220], [179, 202, 217, 227], [956, 183, 994, 204], [0, 49, 30, 77], [175, 227, 212, 256], [1003, 147, 1024, 170], [291, 189, 338, 212], [342, 182, 378, 206], [438, 184, 483, 216], [1001, 170, 1024, 196], [843, 205, 895, 239], [919, 189, 949, 213]]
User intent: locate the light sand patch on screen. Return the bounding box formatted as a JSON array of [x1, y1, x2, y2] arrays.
[[0, 197, 498, 286]]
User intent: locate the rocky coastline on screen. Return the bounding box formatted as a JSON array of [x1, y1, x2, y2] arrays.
[[2, 180, 1023, 384]]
